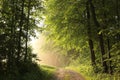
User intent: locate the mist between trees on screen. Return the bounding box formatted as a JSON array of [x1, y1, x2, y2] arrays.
[[0, 0, 120, 80]]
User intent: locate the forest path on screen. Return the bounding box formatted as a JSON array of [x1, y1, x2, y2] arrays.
[[53, 68, 85, 80]]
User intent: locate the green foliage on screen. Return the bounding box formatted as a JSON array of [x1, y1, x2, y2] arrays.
[[21, 64, 55, 80], [44, 0, 120, 74], [44, 0, 88, 51], [0, 0, 44, 79], [66, 65, 120, 80], [66, 57, 120, 80], [0, 62, 56, 80], [0, 0, 120, 79], [110, 41, 120, 72]]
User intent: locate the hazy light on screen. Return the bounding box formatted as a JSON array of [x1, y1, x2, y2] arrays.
[[30, 34, 64, 67]]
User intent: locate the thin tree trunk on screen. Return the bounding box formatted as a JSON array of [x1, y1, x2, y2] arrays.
[[116, 0, 119, 27], [24, 0, 31, 61], [116, 0, 120, 41], [101, 0, 113, 74], [99, 34, 108, 73], [86, 1, 96, 67], [88, 39, 96, 65], [88, 0, 108, 73], [107, 38, 112, 74], [18, 0, 25, 62], [7, 0, 15, 77]]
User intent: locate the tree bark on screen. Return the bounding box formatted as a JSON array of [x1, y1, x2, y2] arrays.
[[88, 0, 108, 73], [24, 0, 31, 61], [18, 0, 25, 62], [107, 38, 112, 74], [86, 1, 96, 67], [116, 0, 120, 41]]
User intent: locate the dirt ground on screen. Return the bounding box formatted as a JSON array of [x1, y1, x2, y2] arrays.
[[54, 68, 85, 80]]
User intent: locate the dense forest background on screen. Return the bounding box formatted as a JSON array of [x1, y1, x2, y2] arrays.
[[0, 0, 120, 80]]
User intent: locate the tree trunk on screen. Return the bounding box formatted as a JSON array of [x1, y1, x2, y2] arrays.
[[98, 34, 108, 73], [88, 39, 96, 65], [107, 38, 112, 74], [7, 0, 15, 74], [116, 0, 120, 41], [86, 1, 96, 67], [88, 0, 108, 73], [18, 0, 25, 62], [24, 0, 31, 61]]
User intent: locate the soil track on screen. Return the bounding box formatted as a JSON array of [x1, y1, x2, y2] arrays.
[[54, 68, 85, 80]]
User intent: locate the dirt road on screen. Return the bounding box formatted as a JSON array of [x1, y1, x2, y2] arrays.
[[53, 68, 85, 80]]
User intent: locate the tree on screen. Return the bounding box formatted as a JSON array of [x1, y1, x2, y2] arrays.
[[45, 0, 120, 74], [0, 0, 43, 79], [86, 0, 96, 69]]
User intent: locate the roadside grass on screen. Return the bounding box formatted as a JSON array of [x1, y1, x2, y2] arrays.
[[21, 64, 56, 80], [18, 63, 56, 80], [25, 64, 56, 80], [40, 65, 56, 80], [65, 64, 120, 80], [0, 63, 56, 80]]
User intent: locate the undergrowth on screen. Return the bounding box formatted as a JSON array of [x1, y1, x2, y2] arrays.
[[0, 63, 56, 80], [65, 64, 120, 80], [21, 64, 56, 80], [40, 65, 56, 80]]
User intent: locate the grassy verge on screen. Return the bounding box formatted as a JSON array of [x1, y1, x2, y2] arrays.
[[0, 63, 56, 80], [65, 64, 120, 80], [40, 65, 56, 80], [22, 64, 56, 80]]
